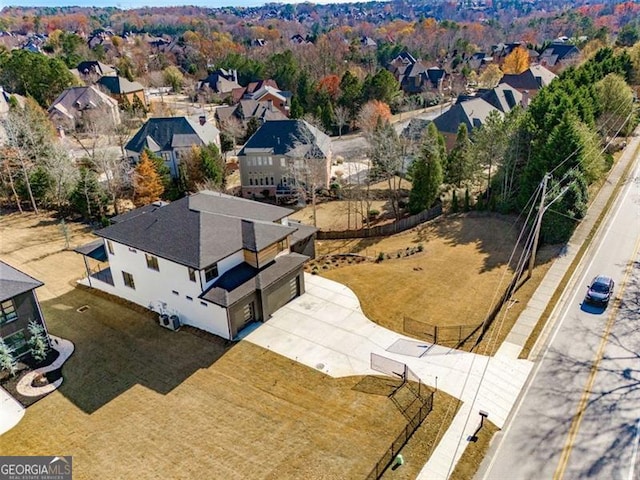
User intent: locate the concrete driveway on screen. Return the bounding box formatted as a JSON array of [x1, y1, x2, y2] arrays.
[[244, 273, 533, 479], [0, 386, 24, 435]]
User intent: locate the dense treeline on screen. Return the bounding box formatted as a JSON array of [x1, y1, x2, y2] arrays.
[[491, 47, 637, 242]]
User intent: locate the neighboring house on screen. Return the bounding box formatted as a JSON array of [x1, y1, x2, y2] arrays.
[[216, 99, 287, 127], [246, 85, 291, 116], [477, 83, 523, 113], [0, 261, 50, 359], [539, 43, 580, 71], [75, 191, 317, 340], [237, 119, 332, 199], [198, 68, 241, 98], [48, 86, 120, 132], [388, 52, 446, 94], [98, 75, 146, 107], [125, 116, 221, 177], [76, 60, 116, 83], [433, 86, 521, 149], [499, 65, 556, 100]]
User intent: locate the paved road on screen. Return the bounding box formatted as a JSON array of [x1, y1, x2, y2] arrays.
[[479, 153, 640, 479], [332, 105, 450, 158]]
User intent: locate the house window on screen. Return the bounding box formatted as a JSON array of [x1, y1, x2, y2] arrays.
[[281, 158, 286, 167], [249, 178, 253, 186], [107, 240, 114, 255], [122, 271, 135, 289], [277, 239, 288, 253], [270, 176, 274, 185], [268, 157, 273, 165], [188, 267, 197, 282], [3, 329, 27, 356], [145, 254, 159, 271], [0, 300, 18, 325], [204, 264, 218, 282]]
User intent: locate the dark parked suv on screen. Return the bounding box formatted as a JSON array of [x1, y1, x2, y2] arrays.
[[585, 275, 615, 307]]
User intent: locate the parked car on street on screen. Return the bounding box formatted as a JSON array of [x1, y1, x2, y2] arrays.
[[584, 275, 615, 307]]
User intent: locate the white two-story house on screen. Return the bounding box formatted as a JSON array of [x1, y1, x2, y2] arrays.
[[75, 191, 316, 340]]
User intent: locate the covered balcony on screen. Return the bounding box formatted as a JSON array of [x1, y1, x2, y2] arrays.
[[74, 239, 114, 287]]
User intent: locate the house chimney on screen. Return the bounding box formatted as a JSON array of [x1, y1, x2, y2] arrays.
[[241, 219, 258, 251], [199, 115, 206, 126], [522, 90, 529, 108]]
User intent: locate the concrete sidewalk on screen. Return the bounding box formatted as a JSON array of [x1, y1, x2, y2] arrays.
[[496, 129, 640, 359], [244, 274, 533, 479]]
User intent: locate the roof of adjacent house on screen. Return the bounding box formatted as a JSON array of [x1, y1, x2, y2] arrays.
[[98, 75, 145, 94], [238, 119, 331, 159], [433, 97, 502, 135], [125, 116, 220, 154], [0, 261, 43, 302], [540, 43, 580, 63], [48, 85, 118, 120], [499, 65, 556, 91], [96, 191, 298, 269], [479, 84, 522, 112], [198, 69, 240, 95], [77, 60, 115, 77]]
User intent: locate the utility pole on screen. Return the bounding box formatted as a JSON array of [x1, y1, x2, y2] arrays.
[[528, 173, 549, 279]]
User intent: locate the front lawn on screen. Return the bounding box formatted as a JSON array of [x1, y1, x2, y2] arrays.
[[0, 286, 455, 479]]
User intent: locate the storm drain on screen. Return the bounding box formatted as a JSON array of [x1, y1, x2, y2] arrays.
[[77, 305, 90, 313]]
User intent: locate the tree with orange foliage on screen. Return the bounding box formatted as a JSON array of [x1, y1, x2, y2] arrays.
[[133, 151, 164, 207], [317, 75, 341, 101], [357, 100, 392, 137], [502, 46, 530, 74]]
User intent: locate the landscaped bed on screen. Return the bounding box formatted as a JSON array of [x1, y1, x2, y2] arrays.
[[0, 349, 61, 407]]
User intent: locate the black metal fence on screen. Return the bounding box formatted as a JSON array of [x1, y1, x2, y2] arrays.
[[365, 391, 435, 480], [403, 316, 483, 348]]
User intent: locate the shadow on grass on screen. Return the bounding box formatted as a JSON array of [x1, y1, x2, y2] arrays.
[[352, 375, 404, 396], [41, 287, 233, 414]]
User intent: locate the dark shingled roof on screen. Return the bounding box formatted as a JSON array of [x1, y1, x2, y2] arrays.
[[95, 192, 296, 269], [125, 116, 219, 154], [0, 261, 43, 301], [238, 120, 331, 159], [98, 75, 144, 94], [201, 253, 307, 307]]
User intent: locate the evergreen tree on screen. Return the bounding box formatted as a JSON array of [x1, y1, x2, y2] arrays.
[[27, 321, 49, 362], [541, 169, 588, 243], [245, 117, 260, 143], [289, 97, 304, 119], [446, 123, 475, 187], [69, 168, 107, 219], [0, 338, 17, 377], [408, 123, 443, 214], [200, 143, 225, 187], [362, 69, 400, 106], [134, 151, 164, 207], [451, 189, 459, 213]]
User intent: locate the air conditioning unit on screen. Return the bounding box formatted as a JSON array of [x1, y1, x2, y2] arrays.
[[158, 314, 180, 331]]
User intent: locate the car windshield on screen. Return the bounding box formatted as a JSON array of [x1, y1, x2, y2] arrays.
[[591, 282, 610, 293]]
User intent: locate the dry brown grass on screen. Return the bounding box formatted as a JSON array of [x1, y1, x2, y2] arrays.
[[310, 212, 558, 355], [449, 420, 500, 480], [315, 213, 557, 344], [0, 211, 458, 479]]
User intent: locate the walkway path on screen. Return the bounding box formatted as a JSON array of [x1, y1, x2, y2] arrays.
[[244, 275, 533, 479], [17, 335, 75, 397]]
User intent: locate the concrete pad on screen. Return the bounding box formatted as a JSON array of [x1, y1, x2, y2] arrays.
[[0, 387, 24, 435]]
